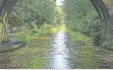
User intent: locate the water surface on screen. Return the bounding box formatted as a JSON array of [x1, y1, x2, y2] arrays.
[[0, 30, 113, 69]]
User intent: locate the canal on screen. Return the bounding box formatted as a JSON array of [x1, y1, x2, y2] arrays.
[[0, 30, 113, 69]]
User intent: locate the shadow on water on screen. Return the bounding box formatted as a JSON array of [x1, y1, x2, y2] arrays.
[[0, 53, 10, 68], [0, 30, 113, 69], [48, 30, 113, 69]]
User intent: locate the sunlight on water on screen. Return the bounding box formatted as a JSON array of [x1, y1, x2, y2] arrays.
[[51, 30, 69, 69]]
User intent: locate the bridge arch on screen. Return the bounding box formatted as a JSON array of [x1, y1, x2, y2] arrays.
[[0, 0, 112, 42]]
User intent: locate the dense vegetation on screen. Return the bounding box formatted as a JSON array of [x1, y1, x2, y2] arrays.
[[0, 0, 113, 50], [63, 0, 113, 50], [9, 0, 57, 36], [1, 0, 113, 69]]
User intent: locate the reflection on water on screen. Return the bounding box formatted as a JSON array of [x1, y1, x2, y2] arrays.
[[48, 30, 113, 69], [50, 30, 69, 69], [1, 30, 113, 69]]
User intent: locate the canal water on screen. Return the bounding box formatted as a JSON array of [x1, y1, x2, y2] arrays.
[[49, 30, 70, 69], [0, 30, 113, 69]]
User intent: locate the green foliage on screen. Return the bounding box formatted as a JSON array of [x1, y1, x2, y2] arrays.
[[16, 35, 26, 42], [63, 0, 113, 50], [67, 29, 93, 46], [101, 36, 113, 50], [63, 0, 100, 43], [63, 0, 98, 32], [8, 0, 56, 34]]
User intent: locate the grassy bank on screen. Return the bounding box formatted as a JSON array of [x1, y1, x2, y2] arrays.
[[67, 29, 93, 46], [15, 24, 66, 41]]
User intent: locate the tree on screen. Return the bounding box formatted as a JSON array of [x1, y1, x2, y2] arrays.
[[0, 0, 18, 42], [0, 0, 56, 42], [9, 0, 56, 30]]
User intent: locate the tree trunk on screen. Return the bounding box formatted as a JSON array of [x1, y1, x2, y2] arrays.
[[90, 0, 112, 38], [0, 0, 18, 43]]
